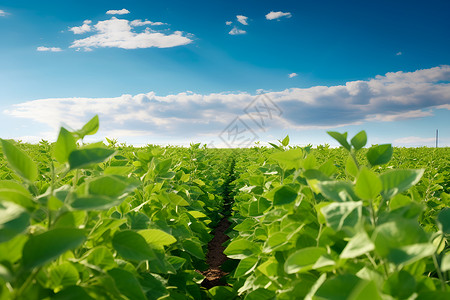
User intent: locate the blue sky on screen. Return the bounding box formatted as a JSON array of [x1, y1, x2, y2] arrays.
[[0, 0, 449, 147]]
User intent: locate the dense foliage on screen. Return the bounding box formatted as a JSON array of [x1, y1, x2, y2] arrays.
[[0, 117, 448, 299]]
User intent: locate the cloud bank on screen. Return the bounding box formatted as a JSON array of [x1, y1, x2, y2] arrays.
[[4, 66, 450, 142], [70, 17, 193, 50]]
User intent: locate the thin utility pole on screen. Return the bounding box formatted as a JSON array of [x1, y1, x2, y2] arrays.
[[436, 129, 438, 148]]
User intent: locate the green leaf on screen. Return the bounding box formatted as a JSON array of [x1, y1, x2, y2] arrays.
[[0, 180, 34, 208], [316, 181, 359, 202], [380, 169, 424, 199], [350, 130, 367, 150], [76, 115, 99, 139], [284, 247, 327, 274], [84, 246, 116, 270], [138, 229, 177, 249], [0, 139, 38, 182], [437, 207, 450, 234], [53, 127, 77, 163], [88, 175, 138, 197], [234, 256, 258, 277], [269, 149, 303, 170], [208, 286, 236, 300], [281, 135, 290, 147], [327, 131, 351, 150], [314, 274, 362, 300], [383, 270, 416, 299], [70, 195, 123, 211], [441, 252, 450, 272], [0, 201, 30, 243], [273, 185, 298, 206], [53, 286, 94, 300], [387, 243, 436, 266], [367, 144, 393, 166], [22, 228, 85, 269], [340, 231, 374, 259], [355, 168, 382, 200], [320, 201, 362, 231], [224, 239, 260, 259], [49, 261, 79, 288], [345, 156, 358, 178], [112, 230, 156, 262], [108, 268, 147, 300], [181, 239, 205, 260], [244, 288, 276, 300], [68, 148, 116, 170]]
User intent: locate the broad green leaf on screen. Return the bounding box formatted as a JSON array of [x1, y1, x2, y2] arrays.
[[321, 201, 362, 231], [379, 169, 424, 199], [355, 168, 382, 200], [234, 256, 258, 277], [53, 286, 94, 300], [349, 280, 382, 300], [208, 286, 236, 300], [285, 247, 327, 274], [0, 139, 38, 182], [76, 115, 99, 139], [70, 195, 123, 211], [340, 231, 374, 259], [138, 229, 177, 249], [224, 239, 260, 259], [441, 252, 450, 272], [269, 149, 303, 170], [69, 148, 116, 170], [88, 175, 138, 197], [187, 210, 207, 219], [0, 201, 30, 243], [53, 211, 87, 229], [49, 261, 79, 288], [84, 246, 116, 270], [372, 219, 429, 258], [181, 239, 205, 260], [0, 180, 34, 208], [350, 130, 367, 150], [281, 135, 290, 147], [112, 230, 156, 262], [0, 234, 27, 263], [383, 270, 416, 299], [367, 144, 393, 166], [273, 185, 298, 206], [22, 228, 85, 269], [387, 243, 436, 266], [53, 127, 76, 163], [168, 193, 190, 206], [108, 268, 147, 300], [244, 288, 276, 300], [319, 159, 337, 177], [316, 181, 359, 202], [345, 156, 359, 178], [327, 131, 351, 151], [314, 274, 361, 300], [437, 207, 450, 234]]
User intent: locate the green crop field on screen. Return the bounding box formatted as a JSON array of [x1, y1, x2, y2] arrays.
[[0, 116, 449, 299]]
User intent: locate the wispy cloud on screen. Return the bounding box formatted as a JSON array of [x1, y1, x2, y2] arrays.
[[130, 19, 166, 26], [265, 11, 292, 20], [106, 9, 130, 15], [70, 17, 193, 50], [0, 9, 8, 16], [394, 136, 435, 144], [396, 51, 402, 56], [229, 27, 246, 35], [225, 21, 232, 26], [288, 73, 298, 78], [236, 15, 248, 25], [69, 20, 92, 34], [5, 66, 450, 142], [37, 46, 63, 52]]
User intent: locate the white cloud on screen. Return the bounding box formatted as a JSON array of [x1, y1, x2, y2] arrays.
[[4, 66, 450, 144], [69, 20, 92, 34], [396, 51, 402, 56], [37, 46, 63, 52], [265, 11, 292, 20], [70, 17, 193, 50], [0, 9, 8, 16], [130, 19, 166, 26], [394, 136, 435, 144], [106, 9, 130, 15], [229, 27, 246, 35], [289, 73, 298, 78], [225, 21, 232, 26], [236, 15, 248, 25]]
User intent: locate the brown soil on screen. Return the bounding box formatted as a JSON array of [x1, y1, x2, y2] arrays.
[[200, 217, 231, 289]]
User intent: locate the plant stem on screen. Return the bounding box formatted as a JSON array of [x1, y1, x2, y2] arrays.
[[432, 253, 447, 291]]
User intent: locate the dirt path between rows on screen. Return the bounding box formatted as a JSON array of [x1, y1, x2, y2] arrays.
[[199, 157, 235, 289]]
